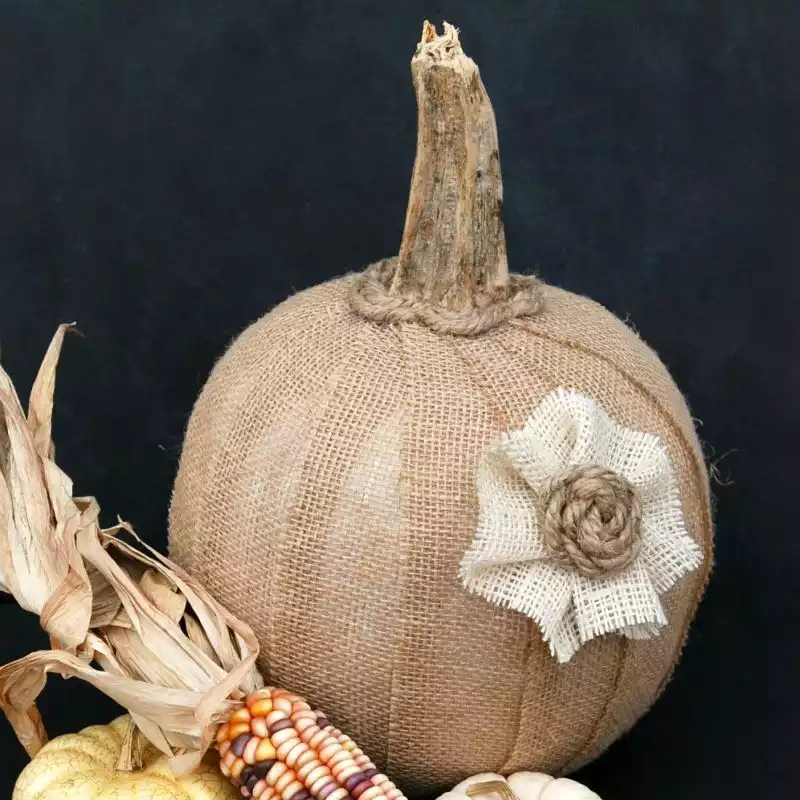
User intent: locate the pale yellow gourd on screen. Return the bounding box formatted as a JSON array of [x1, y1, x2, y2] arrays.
[[13, 716, 238, 800], [438, 773, 602, 800]]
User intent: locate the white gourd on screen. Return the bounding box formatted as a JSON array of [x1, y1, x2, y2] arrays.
[[440, 772, 602, 800]]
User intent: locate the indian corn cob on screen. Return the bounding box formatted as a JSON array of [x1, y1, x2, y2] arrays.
[[215, 688, 404, 800]]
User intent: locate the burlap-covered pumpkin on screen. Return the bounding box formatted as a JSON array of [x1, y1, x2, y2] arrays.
[[169, 22, 712, 793]]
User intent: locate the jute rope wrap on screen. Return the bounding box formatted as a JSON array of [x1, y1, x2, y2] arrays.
[[348, 259, 544, 336], [541, 466, 643, 578]]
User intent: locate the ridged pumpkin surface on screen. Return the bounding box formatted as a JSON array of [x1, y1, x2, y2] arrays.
[[13, 716, 237, 800]]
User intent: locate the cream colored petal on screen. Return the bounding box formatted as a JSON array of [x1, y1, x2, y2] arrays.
[[494, 428, 563, 489], [461, 452, 547, 570], [552, 390, 610, 465], [571, 558, 667, 646], [509, 389, 635, 473], [619, 622, 663, 639], [502, 389, 605, 476], [547, 598, 584, 664], [639, 510, 704, 594], [605, 429, 678, 504], [590, 404, 703, 594], [462, 560, 578, 661]]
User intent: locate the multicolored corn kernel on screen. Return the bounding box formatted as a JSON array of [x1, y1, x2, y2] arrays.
[[217, 688, 406, 800]]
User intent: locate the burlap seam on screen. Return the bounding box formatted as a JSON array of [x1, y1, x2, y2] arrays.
[[269, 339, 365, 693], [490, 334, 616, 772], [384, 326, 412, 775], [183, 353, 267, 604], [450, 339, 512, 432], [508, 320, 713, 770], [449, 339, 528, 771], [467, 334, 591, 774], [561, 634, 628, 776]]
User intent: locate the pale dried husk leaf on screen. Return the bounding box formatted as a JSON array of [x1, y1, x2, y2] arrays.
[[0, 327, 263, 774]]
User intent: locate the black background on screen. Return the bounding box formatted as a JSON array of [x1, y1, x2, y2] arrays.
[[1, 2, 798, 798]]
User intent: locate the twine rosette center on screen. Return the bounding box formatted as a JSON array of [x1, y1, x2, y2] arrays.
[[540, 465, 643, 578]]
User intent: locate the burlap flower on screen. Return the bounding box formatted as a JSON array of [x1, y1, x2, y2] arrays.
[[460, 389, 703, 663]]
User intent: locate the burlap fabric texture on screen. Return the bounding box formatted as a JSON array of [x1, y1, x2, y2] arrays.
[[169, 257, 713, 794]]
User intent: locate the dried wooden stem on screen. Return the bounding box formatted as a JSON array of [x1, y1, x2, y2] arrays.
[[392, 21, 509, 311], [349, 20, 542, 334]]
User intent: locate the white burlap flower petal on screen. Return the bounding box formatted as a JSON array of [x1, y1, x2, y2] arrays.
[[620, 622, 664, 640], [495, 428, 563, 490], [571, 557, 667, 647], [461, 451, 548, 569], [509, 389, 605, 471], [460, 388, 704, 663], [462, 560, 579, 662], [638, 512, 703, 594], [605, 425, 678, 503], [596, 410, 703, 594], [548, 389, 608, 465]]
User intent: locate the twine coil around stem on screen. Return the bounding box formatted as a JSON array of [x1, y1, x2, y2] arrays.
[[349, 258, 543, 336]]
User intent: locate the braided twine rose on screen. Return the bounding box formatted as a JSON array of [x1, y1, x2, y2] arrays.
[[540, 465, 643, 578]]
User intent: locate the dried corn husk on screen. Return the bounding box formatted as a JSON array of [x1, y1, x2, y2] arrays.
[[0, 326, 262, 774]]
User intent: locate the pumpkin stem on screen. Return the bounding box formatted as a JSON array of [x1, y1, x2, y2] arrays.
[[392, 21, 509, 311], [348, 21, 541, 334]]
